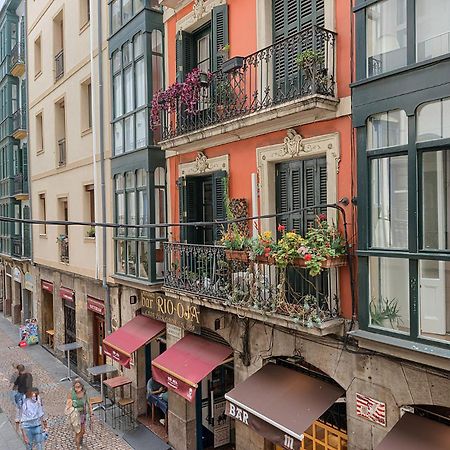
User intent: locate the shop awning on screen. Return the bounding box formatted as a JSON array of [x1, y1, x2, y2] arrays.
[[375, 412, 450, 450], [103, 315, 165, 368], [152, 333, 233, 402], [225, 363, 344, 450]]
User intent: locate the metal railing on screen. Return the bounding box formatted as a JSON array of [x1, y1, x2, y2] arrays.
[[163, 242, 340, 326], [158, 26, 336, 140], [13, 173, 28, 195], [55, 49, 64, 80], [10, 42, 25, 68], [12, 109, 26, 133], [57, 138, 66, 166], [59, 236, 69, 263]]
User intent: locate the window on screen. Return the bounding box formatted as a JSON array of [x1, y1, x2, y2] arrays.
[[151, 30, 163, 95], [416, 0, 450, 62], [34, 36, 41, 76], [85, 184, 95, 236], [36, 112, 43, 152], [80, 0, 90, 28], [111, 0, 146, 34], [53, 12, 64, 80], [39, 193, 46, 235], [81, 80, 92, 131], [366, 0, 407, 77], [361, 102, 450, 345], [111, 0, 121, 33], [55, 100, 66, 166], [112, 33, 147, 154], [114, 169, 166, 281]]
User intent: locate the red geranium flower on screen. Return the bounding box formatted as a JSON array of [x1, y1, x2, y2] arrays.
[[264, 247, 271, 253], [277, 224, 286, 232], [319, 213, 327, 221], [304, 253, 312, 261]]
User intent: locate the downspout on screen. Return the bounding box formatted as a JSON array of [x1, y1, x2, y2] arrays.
[[96, 0, 111, 334], [88, 0, 100, 280]]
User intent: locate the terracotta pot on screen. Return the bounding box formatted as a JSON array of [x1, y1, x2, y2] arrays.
[[255, 255, 275, 264], [224, 250, 249, 262], [291, 255, 347, 268]]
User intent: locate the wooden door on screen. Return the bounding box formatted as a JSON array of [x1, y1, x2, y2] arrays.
[[93, 314, 105, 366]]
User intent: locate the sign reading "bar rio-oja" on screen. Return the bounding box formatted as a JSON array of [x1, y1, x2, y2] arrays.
[[140, 291, 201, 333]]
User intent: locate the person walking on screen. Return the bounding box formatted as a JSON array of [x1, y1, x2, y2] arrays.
[[20, 388, 48, 450], [13, 364, 33, 431], [65, 378, 92, 449]]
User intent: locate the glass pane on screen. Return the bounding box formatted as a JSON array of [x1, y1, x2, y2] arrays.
[[134, 33, 144, 57], [124, 67, 134, 113], [134, 0, 145, 13], [366, 0, 407, 76], [113, 75, 123, 118], [117, 192, 125, 235], [367, 110, 407, 149], [417, 100, 442, 141], [127, 241, 137, 276], [135, 59, 145, 107], [114, 121, 123, 155], [124, 116, 134, 152], [422, 150, 450, 250], [136, 168, 147, 187], [113, 50, 122, 72], [370, 156, 408, 248], [155, 187, 166, 238], [111, 0, 121, 33], [369, 256, 410, 333], [122, 0, 132, 24], [116, 240, 125, 273], [127, 190, 136, 236], [419, 259, 450, 342], [443, 98, 450, 138], [135, 110, 146, 148], [197, 35, 210, 72], [152, 54, 163, 94], [125, 171, 135, 188], [139, 241, 148, 279], [154, 166, 165, 186], [115, 173, 124, 191], [123, 42, 132, 66], [151, 29, 163, 54], [138, 189, 148, 237], [416, 0, 450, 62]]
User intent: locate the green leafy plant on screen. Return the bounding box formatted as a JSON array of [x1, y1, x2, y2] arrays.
[[370, 297, 402, 328], [56, 234, 68, 244], [86, 226, 96, 238], [296, 49, 322, 69]]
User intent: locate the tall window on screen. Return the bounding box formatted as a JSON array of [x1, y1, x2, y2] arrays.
[[112, 33, 147, 155], [81, 79, 92, 131], [36, 112, 43, 152], [39, 193, 46, 235], [110, 0, 148, 34], [34, 36, 42, 76]]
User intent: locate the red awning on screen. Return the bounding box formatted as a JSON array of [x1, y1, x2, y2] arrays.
[[375, 412, 450, 450], [60, 286, 74, 302], [152, 334, 233, 402], [103, 315, 165, 368]]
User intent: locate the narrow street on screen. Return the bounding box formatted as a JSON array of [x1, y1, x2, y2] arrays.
[[0, 316, 168, 450]]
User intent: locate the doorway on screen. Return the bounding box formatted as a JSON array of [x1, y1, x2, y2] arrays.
[[64, 300, 77, 366], [93, 314, 105, 367], [42, 290, 54, 346]]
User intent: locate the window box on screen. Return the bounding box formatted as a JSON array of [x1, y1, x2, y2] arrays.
[[224, 249, 249, 262], [222, 56, 244, 74]]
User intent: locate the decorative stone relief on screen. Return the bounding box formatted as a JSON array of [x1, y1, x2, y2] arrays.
[[176, 0, 226, 32], [193, 0, 206, 18], [179, 153, 229, 177], [280, 129, 304, 157]]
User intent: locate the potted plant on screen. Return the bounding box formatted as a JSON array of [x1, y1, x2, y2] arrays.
[[86, 226, 95, 238], [296, 50, 329, 94], [220, 225, 251, 262], [218, 44, 230, 61], [369, 297, 402, 329], [222, 56, 245, 74]]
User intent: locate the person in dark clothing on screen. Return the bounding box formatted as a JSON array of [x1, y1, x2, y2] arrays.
[[13, 365, 33, 430]]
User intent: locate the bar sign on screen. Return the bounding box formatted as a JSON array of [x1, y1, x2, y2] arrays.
[[356, 393, 386, 427]]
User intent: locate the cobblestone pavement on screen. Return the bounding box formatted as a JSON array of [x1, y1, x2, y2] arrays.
[[0, 325, 132, 450]]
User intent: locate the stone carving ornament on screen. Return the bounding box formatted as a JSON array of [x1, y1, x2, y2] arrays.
[[193, 0, 206, 18], [281, 129, 304, 157], [194, 151, 210, 173]]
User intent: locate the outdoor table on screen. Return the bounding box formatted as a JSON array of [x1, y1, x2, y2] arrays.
[[87, 364, 116, 415], [103, 375, 133, 428], [57, 342, 83, 382]]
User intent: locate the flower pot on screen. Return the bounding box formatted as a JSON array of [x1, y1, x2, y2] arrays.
[[255, 255, 275, 264], [291, 255, 347, 268], [222, 56, 244, 74], [224, 250, 249, 262], [199, 71, 209, 87]]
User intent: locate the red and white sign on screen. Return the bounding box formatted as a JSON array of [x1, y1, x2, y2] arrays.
[[41, 280, 54, 293], [356, 393, 386, 427], [60, 286, 74, 302], [87, 296, 105, 316]]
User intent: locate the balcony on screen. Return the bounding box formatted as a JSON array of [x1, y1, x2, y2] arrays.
[[155, 26, 337, 151], [12, 232, 31, 259], [58, 235, 69, 263], [163, 242, 344, 334], [55, 50, 64, 81], [13, 173, 29, 200], [57, 138, 66, 167], [12, 109, 27, 139], [10, 42, 25, 77]]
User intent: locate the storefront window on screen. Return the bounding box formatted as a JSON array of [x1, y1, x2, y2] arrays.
[[366, 0, 407, 76], [369, 256, 410, 333], [367, 110, 408, 149], [417, 98, 450, 142], [416, 0, 450, 62]]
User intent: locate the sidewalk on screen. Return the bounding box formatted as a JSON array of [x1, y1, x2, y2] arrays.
[[0, 315, 170, 450]]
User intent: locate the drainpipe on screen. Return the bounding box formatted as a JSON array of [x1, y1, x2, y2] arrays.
[[88, 0, 100, 281], [96, 0, 111, 334]]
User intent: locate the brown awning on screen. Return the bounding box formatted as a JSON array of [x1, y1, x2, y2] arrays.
[[225, 363, 344, 450], [375, 412, 450, 450]]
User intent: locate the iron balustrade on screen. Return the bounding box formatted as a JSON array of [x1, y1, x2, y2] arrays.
[[163, 242, 340, 326], [159, 26, 336, 141], [58, 138, 66, 166], [13, 173, 28, 195], [10, 42, 25, 68], [55, 49, 64, 80], [12, 237, 22, 257], [12, 109, 26, 132], [59, 236, 69, 263]]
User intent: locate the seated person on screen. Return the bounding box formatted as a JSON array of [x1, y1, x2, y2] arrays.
[[147, 377, 168, 402]]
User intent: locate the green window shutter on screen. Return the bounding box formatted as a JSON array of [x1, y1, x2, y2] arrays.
[[178, 176, 199, 243], [176, 31, 194, 82], [300, 0, 325, 52], [212, 171, 227, 241], [22, 144, 28, 183], [303, 157, 327, 230], [211, 5, 229, 72]]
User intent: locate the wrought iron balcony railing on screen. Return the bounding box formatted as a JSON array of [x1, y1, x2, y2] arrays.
[[59, 236, 69, 263], [13, 173, 28, 195], [12, 109, 27, 133], [163, 242, 341, 326], [157, 26, 336, 141], [55, 49, 64, 80], [58, 138, 66, 166], [10, 42, 25, 68]]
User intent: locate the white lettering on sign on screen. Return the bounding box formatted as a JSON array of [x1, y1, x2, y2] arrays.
[[228, 403, 249, 425], [284, 434, 294, 449]]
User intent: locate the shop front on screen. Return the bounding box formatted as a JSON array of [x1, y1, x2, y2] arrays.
[[87, 296, 106, 367], [61, 287, 77, 366], [225, 363, 346, 450], [41, 280, 54, 349], [12, 267, 22, 323]]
